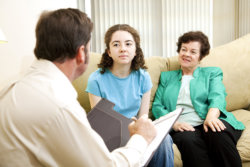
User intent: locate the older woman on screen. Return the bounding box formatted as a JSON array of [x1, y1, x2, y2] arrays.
[[152, 31, 245, 167]]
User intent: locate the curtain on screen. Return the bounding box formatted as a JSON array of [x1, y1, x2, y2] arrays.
[[79, 0, 213, 57]]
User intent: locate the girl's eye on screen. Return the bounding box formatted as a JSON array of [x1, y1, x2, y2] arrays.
[[113, 43, 119, 47], [126, 42, 133, 46]]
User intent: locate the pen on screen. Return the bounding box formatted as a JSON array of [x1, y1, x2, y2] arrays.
[[131, 117, 137, 122], [153, 113, 177, 125]]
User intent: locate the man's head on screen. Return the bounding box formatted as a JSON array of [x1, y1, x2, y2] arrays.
[[34, 8, 93, 63]]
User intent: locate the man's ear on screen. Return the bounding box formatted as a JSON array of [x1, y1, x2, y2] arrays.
[[76, 45, 85, 64]]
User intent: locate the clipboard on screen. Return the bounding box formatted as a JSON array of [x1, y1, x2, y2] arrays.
[[140, 107, 183, 166], [87, 98, 132, 151], [87, 98, 183, 166]]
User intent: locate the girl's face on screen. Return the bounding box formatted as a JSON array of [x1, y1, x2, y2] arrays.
[[178, 41, 201, 73], [108, 30, 136, 66]]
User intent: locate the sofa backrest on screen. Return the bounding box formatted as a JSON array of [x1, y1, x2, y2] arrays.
[[145, 56, 169, 118], [202, 34, 250, 111], [73, 52, 102, 112], [73, 34, 250, 113], [73, 52, 170, 113]]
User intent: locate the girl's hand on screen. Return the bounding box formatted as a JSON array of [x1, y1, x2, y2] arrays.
[[173, 121, 195, 132], [203, 108, 226, 132]]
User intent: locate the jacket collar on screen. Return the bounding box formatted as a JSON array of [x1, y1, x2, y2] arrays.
[[178, 66, 201, 80]]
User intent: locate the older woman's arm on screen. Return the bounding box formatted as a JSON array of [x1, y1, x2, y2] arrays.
[[204, 67, 227, 132], [152, 73, 170, 119], [204, 108, 226, 132], [207, 67, 227, 113]]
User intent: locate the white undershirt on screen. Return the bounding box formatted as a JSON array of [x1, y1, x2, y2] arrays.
[[176, 75, 204, 127]]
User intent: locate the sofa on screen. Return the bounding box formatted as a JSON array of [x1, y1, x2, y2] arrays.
[[73, 33, 250, 166]]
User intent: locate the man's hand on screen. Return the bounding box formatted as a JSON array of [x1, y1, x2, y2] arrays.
[[128, 114, 157, 144], [172, 121, 195, 132], [203, 108, 226, 132]]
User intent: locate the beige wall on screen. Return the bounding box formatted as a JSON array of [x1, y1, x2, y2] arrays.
[[213, 0, 250, 47], [0, 0, 249, 89], [213, 0, 236, 47], [0, 0, 77, 89]]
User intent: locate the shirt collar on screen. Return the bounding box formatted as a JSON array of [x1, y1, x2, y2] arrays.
[[178, 66, 201, 80], [30, 59, 78, 103]]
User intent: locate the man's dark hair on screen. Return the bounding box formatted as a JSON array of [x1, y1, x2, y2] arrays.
[[34, 8, 93, 63]]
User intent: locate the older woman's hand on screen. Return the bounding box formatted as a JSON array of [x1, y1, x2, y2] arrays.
[[203, 108, 226, 132], [173, 122, 195, 132]]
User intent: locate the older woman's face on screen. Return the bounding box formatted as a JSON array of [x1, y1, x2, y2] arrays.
[[178, 41, 201, 72]]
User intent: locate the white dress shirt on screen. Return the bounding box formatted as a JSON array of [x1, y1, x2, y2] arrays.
[[0, 59, 147, 167]]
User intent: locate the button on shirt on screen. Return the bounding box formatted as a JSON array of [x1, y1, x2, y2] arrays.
[[0, 59, 147, 167]]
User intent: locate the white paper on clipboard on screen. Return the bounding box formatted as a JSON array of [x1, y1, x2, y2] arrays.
[[140, 108, 183, 166]]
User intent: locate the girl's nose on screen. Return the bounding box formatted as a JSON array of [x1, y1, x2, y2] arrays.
[[120, 44, 126, 52]]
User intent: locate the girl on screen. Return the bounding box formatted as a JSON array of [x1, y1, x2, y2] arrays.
[[86, 24, 174, 167]]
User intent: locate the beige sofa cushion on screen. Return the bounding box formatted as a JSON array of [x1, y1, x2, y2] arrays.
[[200, 34, 250, 111], [173, 144, 182, 167], [145, 56, 168, 114], [233, 109, 250, 162], [73, 52, 101, 112]]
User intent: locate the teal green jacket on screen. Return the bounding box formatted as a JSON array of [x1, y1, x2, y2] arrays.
[[152, 67, 245, 130]]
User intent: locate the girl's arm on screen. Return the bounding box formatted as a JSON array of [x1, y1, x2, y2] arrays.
[[138, 90, 151, 118], [88, 93, 102, 109]]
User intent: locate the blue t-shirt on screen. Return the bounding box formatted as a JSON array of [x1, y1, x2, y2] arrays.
[[86, 68, 152, 118]]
